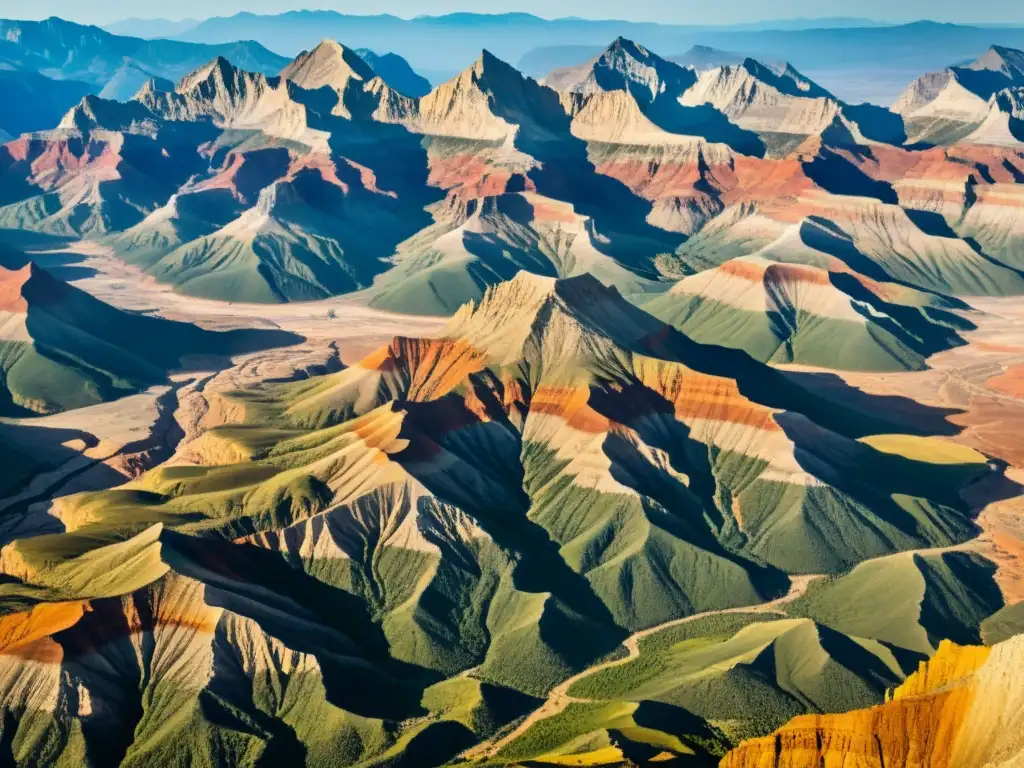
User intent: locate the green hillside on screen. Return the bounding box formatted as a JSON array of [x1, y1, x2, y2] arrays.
[[645, 257, 973, 372], [786, 551, 1005, 654], [0, 262, 299, 415]]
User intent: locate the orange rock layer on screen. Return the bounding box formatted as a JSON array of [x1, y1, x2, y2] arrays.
[[719, 641, 995, 768], [0, 263, 32, 312]]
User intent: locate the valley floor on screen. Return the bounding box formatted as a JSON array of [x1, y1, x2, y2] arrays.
[[55, 241, 447, 362], [461, 574, 823, 762]]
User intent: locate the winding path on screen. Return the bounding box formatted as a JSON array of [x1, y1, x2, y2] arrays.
[[460, 574, 821, 761]]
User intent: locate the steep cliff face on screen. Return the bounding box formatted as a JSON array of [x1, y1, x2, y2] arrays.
[[279, 39, 376, 119], [548, 36, 697, 104], [894, 45, 1024, 145], [719, 637, 1024, 768]]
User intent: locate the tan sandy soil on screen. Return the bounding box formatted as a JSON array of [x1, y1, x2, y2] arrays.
[[0, 387, 165, 510], [54, 241, 447, 363], [988, 363, 1024, 397], [963, 469, 1024, 603], [168, 341, 342, 461], [776, 298, 1024, 466]]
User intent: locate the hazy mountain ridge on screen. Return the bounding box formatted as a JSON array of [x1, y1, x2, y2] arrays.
[[163, 12, 1024, 105], [0, 17, 289, 138]]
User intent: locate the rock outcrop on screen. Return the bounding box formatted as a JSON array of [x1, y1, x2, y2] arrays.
[[720, 636, 1024, 768]]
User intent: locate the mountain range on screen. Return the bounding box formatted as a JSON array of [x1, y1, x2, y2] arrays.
[[156, 13, 1024, 104], [0, 18, 430, 138], [1, 33, 1023, 372], [0, 15, 1023, 768], [103, 15, 892, 43]]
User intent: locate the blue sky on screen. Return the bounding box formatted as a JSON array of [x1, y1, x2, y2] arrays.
[[4, 0, 1024, 26]]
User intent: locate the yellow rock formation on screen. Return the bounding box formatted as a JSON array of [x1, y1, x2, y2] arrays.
[[719, 637, 1023, 768]]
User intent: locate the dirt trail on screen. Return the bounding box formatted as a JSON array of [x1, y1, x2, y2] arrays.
[[461, 574, 820, 761]]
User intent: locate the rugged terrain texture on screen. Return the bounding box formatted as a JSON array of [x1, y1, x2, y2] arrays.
[[0, 17, 290, 137], [0, 272, 1014, 766], [2, 38, 1024, 335], [1, 28, 1024, 768], [895, 45, 1024, 145], [720, 635, 1024, 768]]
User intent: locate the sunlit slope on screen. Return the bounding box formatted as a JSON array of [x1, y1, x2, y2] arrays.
[[365, 190, 664, 316], [276, 274, 987, 573], [645, 255, 972, 371], [565, 616, 906, 743], [0, 526, 530, 768], [786, 550, 1005, 655], [52, 272, 988, 638], [0, 272, 1002, 766], [670, 200, 1024, 298]]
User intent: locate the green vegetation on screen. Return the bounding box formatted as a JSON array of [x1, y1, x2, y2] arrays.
[[568, 615, 783, 701], [0, 267, 1007, 766], [667, 207, 1024, 299], [646, 293, 957, 372], [981, 600, 1024, 646], [787, 551, 1005, 654], [557, 617, 903, 744], [492, 700, 726, 766]]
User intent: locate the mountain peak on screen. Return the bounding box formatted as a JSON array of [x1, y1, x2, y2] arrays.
[[457, 271, 630, 329], [738, 57, 833, 99], [563, 35, 693, 102], [282, 38, 376, 93], [411, 48, 564, 140], [445, 269, 662, 364], [473, 49, 516, 76], [178, 55, 249, 93], [209, 55, 235, 75], [465, 49, 535, 95], [354, 48, 431, 98], [606, 36, 649, 57], [969, 44, 1024, 81], [132, 77, 168, 101]]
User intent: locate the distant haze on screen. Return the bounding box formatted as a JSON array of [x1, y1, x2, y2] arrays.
[[11, 1, 1024, 26]]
